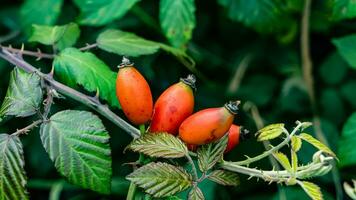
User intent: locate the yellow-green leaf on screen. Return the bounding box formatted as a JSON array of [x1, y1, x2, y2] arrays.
[[291, 150, 298, 172], [298, 181, 323, 200], [273, 152, 292, 172], [256, 123, 285, 141], [291, 136, 302, 152], [299, 133, 336, 157]]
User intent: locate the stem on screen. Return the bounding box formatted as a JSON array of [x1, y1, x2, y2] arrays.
[[231, 122, 305, 166], [79, 43, 98, 51], [126, 183, 137, 200], [0, 48, 141, 138], [139, 124, 146, 135], [12, 120, 43, 136], [301, 0, 343, 198], [186, 153, 198, 181], [0, 45, 55, 59]]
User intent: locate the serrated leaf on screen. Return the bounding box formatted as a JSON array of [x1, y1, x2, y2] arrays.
[[40, 110, 112, 194], [273, 152, 292, 172], [20, 0, 63, 28], [291, 136, 302, 152], [332, 0, 356, 21], [29, 23, 80, 50], [159, 0, 196, 48], [198, 134, 228, 172], [127, 162, 192, 198], [218, 0, 291, 33], [53, 48, 119, 108], [291, 150, 298, 172], [73, 0, 140, 26], [97, 29, 160, 57], [256, 123, 285, 141], [0, 67, 42, 119], [298, 181, 323, 200], [127, 133, 188, 158], [0, 134, 29, 200], [339, 113, 356, 167], [208, 170, 239, 186], [333, 34, 356, 69], [188, 187, 204, 200], [299, 133, 336, 157]]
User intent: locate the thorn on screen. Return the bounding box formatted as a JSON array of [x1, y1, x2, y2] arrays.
[[95, 88, 100, 99], [49, 65, 55, 78], [248, 176, 253, 180], [20, 43, 25, 52], [36, 48, 42, 61]]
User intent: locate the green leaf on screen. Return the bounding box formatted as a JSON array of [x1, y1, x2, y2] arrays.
[[159, 0, 196, 48], [0, 134, 29, 200], [299, 133, 336, 157], [256, 123, 285, 141], [207, 170, 239, 186], [218, 0, 291, 33], [188, 187, 204, 200], [53, 48, 120, 108], [40, 110, 112, 194], [0, 67, 42, 119], [291, 136, 302, 152], [332, 0, 356, 21], [341, 80, 356, 109], [291, 151, 298, 172], [73, 0, 140, 26], [298, 181, 323, 200], [127, 162, 192, 198], [97, 29, 160, 57], [127, 133, 188, 158], [20, 0, 63, 28], [333, 34, 356, 69], [320, 89, 345, 125], [319, 52, 348, 85], [273, 152, 292, 172], [339, 113, 356, 167], [29, 23, 80, 50], [197, 134, 228, 172]]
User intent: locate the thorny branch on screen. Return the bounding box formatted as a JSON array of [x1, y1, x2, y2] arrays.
[[0, 48, 141, 138]]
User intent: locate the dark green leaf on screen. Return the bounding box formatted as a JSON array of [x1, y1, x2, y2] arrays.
[[298, 181, 323, 200], [159, 0, 196, 48], [0, 134, 28, 200], [299, 133, 336, 157], [97, 29, 160, 57], [197, 134, 228, 172], [333, 34, 356, 69], [0, 67, 42, 120], [20, 0, 63, 28], [127, 133, 188, 158], [73, 0, 140, 26], [339, 113, 356, 167], [40, 110, 112, 194], [341, 80, 356, 109], [218, 0, 291, 33], [188, 187, 204, 200], [256, 123, 285, 141], [320, 88, 345, 125], [29, 23, 80, 50], [332, 0, 356, 21], [319, 52, 348, 85], [127, 162, 192, 198], [208, 170, 239, 186], [53, 48, 119, 108]]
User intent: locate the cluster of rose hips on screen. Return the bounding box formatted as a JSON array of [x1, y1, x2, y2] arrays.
[[116, 57, 248, 153]]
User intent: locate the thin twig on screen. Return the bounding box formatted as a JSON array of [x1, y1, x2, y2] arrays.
[[0, 48, 141, 138], [227, 55, 252, 94], [0, 45, 55, 59], [0, 30, 20, 44], [12, 120, 43, 136], [300, 0, 343, 199], [186, 153, 198, 181], [230, 121, 305, 166], [79, 43, 98, 51]]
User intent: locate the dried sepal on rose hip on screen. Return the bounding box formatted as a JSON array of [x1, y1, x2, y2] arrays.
[[116, 57, 153, 125], [179, 101, 240, 145], [149, 74, 196, 135]]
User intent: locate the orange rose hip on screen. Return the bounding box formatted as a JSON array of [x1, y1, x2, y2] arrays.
[[116, 57, 153, 125], [149, 75, 196, 135], [179, 101, 240, 145]]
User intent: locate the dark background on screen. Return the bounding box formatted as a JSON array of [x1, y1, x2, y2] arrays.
[[1, 0, 355, 199]]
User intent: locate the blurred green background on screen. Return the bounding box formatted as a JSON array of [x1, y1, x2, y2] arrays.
[[1, 0, 356, 199]]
